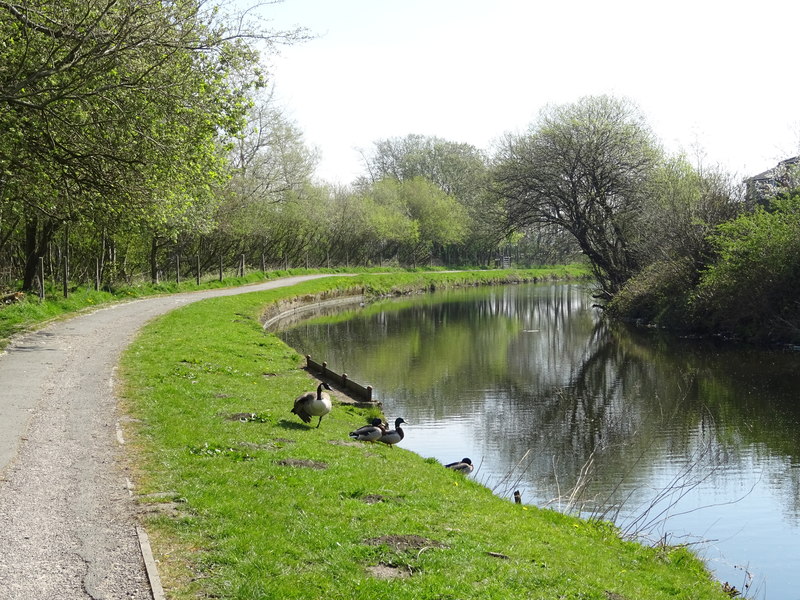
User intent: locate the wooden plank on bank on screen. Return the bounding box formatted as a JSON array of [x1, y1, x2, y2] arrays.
[[305, 355, 374, 403]]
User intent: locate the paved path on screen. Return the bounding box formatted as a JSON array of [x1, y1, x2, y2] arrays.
[[0, 275, 336, 600]]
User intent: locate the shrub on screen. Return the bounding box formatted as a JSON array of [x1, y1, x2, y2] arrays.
[[607, 257, 698, 329], [691, 194, 800, 343]]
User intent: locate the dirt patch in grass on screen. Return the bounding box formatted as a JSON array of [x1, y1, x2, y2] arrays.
[[329, 439, 364, 448], [343, 491, 403, 504], [276, 458, 328, 470], [366, 563, 411, 579], [361, 494, 387, 504], [138, 502, 186, 519], [364, 535, 446, 551]]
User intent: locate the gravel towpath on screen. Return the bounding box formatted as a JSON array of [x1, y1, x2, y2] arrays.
[[0, 275, 335, 600]]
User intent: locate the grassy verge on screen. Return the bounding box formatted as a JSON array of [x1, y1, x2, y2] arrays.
[[117, 268, 730, 600]]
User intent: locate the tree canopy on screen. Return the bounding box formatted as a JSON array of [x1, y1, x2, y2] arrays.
[[0, 0, 305, 289], [492, 95, 662, 299]]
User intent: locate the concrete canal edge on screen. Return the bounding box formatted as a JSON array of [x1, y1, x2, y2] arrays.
[[261, 293, 366, 330], [137, 526, 166, 600]]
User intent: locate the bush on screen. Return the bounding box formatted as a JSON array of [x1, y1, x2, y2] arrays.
[[691, 194, 800, 343], [607, 257, 698, 328]]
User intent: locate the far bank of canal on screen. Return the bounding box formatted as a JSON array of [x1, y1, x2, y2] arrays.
[[274, 281, 800, 599]]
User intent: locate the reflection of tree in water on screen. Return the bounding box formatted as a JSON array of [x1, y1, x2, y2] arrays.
[[500, 314, 800, 526], [277, 283, 800, 523]]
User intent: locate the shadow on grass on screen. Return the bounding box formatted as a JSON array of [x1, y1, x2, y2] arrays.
[[277, 418, 318, 431]]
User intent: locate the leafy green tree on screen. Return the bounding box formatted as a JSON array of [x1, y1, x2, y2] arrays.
[[361, 134, 499, 264], [363, 134, 486, 198], [228, 89, 318, 207], [207, 88, 320, 271], [368, 177, 467, 266], [492, 95, 662, 299], [636, 157, 742, 269]]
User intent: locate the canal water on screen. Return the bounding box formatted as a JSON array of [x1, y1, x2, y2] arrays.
[[274, 282, 800, 599]]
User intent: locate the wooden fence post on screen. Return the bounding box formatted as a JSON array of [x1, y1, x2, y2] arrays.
[[62, 225, 69, 298], [176, 254, 181, 285], [219, 255, 223, 282], [38, 257, 44, 301], [95, 257, 100, 291], [196, 254, 201, 286]]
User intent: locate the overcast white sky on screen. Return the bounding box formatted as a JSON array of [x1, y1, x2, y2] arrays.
[[254, 0, 799, 184]]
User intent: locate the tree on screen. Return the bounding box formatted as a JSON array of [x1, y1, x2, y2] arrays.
[[368, 177, 467, 266], [492, 95, 662, 299], [362, 134, 486, 198], [360, 134, 501, 265], [227, 89, 318, 207], [211, 88, 320, 269], [605, 157, 743, 328], [635, 157, 742, 269]]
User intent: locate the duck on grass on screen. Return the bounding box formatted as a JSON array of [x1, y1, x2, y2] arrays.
[[291, 381, 332, 428]]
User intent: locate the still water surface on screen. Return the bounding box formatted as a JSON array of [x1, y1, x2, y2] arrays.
[[274, 283, 800, 599]]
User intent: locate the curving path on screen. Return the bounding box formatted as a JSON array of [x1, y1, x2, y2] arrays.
[[0, 275, 338, 600]]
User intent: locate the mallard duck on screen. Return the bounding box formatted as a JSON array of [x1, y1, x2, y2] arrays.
[[378, 417, 406, 447], [291, 382, 332, 428], [445, 458, 474, 474], [349, 417, 386, 443]]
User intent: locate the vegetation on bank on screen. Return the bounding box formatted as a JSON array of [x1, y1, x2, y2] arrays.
[[118, 271, 730, 600], [492, 96, 800, 345], [608, 192, 800, 345]]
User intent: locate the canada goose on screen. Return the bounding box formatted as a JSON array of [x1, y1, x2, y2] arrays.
[[378, 417, 406, 447], [349, 417, 386, 443], [291, 382, 332, 428], [445, 458, 474, 474]]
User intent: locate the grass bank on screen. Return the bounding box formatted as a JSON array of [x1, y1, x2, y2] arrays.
[[118, 268, 728, 599]]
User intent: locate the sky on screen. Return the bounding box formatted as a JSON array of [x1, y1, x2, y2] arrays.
[[249, 0, 799, 184]]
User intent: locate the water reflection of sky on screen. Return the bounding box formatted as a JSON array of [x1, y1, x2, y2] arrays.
[[274, 282, 800, 599]]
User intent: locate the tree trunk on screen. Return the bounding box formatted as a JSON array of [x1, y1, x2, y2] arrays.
[[21, 215, 59, 292], [150, 236, 160, 284], [62, 224, 69, 298]]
